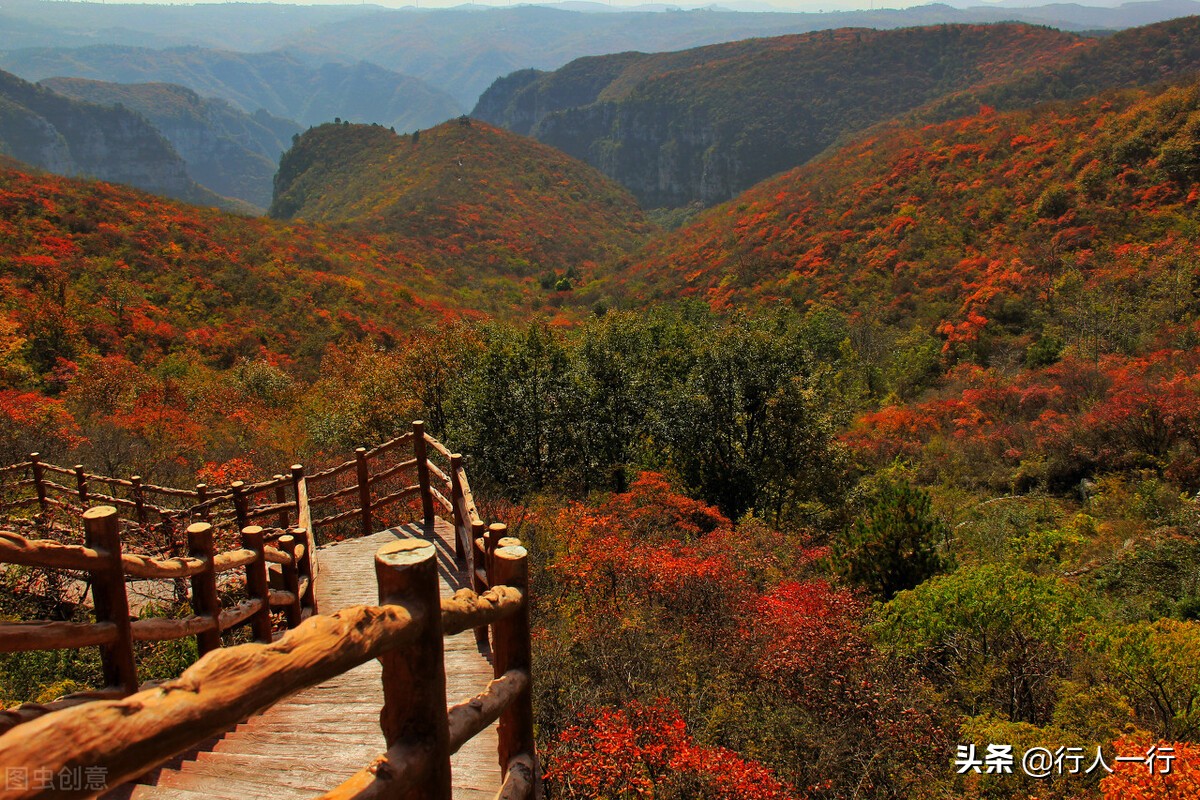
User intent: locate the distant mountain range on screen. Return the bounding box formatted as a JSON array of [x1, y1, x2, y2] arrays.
[[0, 68, 240, 210], [476, 15, 1200, 208], [0, 48, 464, 134], [40, 78, 298, 209], [3, 1, 1200, 111], [475, 23, 1085, 208]]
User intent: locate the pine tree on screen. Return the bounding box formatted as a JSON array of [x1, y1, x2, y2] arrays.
[[832, 479, 949, 599]]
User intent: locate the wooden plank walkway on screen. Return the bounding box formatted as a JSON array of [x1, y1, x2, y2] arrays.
[[115, 519, 499, 800]]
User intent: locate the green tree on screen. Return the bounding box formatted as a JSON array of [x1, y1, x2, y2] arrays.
[[832, 479, 949, 600], [874, 563, 1089, 724]]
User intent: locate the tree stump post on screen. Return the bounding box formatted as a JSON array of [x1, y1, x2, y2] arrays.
[[83, 506, 138, 694], [188, 522, 222, 655], [74, 465, 88, 506], [375, 538, 452, 799], [291, 526, 318, 615], [485, 523, 506, 588], [231, 481, 249, 532], [278, 533, 303, 629], [241, 525, 274, 643], [356, 447, 372, 537], [472, 520, 489, 649], [131, 475, 147, 527], [449, 454, 466, 563], [195, 483, 209, 523], [289, 465, 305, 510], [29, 452, 47, 518], [412, 421, 436, 529], [491, 542, 538, 790]]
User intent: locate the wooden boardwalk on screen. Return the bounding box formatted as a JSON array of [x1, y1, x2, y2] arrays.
[[116, 519, 500, 800]]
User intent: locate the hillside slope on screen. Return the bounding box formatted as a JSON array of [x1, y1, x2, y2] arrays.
[[0, 161, 458, 383], [473, 23, 1088, 208], [629, 79, 1200, 365], [0, 47, 463, 133], [915, 14, 1200, 124], [41, 78, 298, 209], [271, 118, 653, 280], [0, 69, 234, 209]]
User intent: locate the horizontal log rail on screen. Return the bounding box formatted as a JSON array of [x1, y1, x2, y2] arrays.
[[0, 620, 118, 653], [369, 457, 418, 486], [0, 532, 103, 570], [0, 422, 472, 567], [365, 431, 414, 459]]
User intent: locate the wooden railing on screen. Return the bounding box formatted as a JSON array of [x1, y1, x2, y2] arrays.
[[0, 510, 318, 736], [0, 423, 538, 799]]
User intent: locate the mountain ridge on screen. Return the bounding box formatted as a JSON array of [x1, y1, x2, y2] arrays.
[[0, 47, 464, 134], [39, 77, 299, 209], [474, 23, 1089, 208], [0, 68, 240, 210]]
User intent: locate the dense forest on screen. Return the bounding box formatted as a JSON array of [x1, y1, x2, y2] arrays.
[[2, 14, 1200, 800]]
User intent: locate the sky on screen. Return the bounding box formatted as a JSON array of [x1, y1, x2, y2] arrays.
[[62, 0, 1015, 11]]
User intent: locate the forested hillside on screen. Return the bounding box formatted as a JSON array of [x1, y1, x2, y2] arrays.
[[630, 79, 1200, 356], [915, 14, 1200, 122], [271, 118, 653, 284]]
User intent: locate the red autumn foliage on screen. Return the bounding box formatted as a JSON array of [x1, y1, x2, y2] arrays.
[[545, 698, 800, 800], [843, 349, 1200, 489], [1100, 739, 1200, 799]]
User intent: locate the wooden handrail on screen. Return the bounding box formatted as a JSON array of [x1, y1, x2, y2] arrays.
[[0, 427, 535, 798], [0, 532, 103, 570], [0, 603, 425, 793]]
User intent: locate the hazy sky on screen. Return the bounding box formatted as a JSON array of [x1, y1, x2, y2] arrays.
[[79, 0, 971, 11]]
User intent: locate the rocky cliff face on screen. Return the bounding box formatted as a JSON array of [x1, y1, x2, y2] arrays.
[[474, 24, 1087, 209], [42, 77, 299, 208], [0, 69, 231, 208]]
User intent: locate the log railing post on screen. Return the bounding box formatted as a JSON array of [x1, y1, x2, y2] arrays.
[[187, 522, 222, 655], [291, 526, 318, 616], [74, 464, 88, 506], [485, 523, 506, 588], [450, 454, 466, 563], [472, 520, 489, 649], [231, 480, 249, 532], [195, 483, 209, 523], [355, 447, 372, 537], [131, 475, 147, 526], [278, 533, 303, 629], [274, 475, 290, 529], [289, 464, 305, 507], [83, 506, 138, 694], [491, 542, 538, 789], [412, 421, 436, 529], [241, 525, 273, 643], [29, 452, 47, 516], [375, 538, 452, 799]]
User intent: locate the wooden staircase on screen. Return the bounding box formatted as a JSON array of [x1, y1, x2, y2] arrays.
[[109, 520, 500, 800]]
